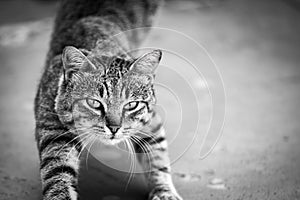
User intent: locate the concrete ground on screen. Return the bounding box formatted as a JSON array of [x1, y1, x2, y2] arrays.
[[0, 0, 300, 199]]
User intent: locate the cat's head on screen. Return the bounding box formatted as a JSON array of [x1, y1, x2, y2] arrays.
[[55, 46, 161, 145]]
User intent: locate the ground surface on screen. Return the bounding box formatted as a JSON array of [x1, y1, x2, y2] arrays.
[[0, 0, 300, 199]]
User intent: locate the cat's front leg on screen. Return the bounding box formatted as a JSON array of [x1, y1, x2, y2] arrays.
[[135, 126, 182, 200], [37, 127, 81, 200]]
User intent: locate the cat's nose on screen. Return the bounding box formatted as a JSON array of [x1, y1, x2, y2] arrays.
[[107, 125, 120, 134]]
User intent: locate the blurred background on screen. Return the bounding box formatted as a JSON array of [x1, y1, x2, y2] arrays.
[[0, 0, 300, 199]]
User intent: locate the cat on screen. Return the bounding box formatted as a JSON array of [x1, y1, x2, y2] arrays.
[[34, 0, 182, 199]]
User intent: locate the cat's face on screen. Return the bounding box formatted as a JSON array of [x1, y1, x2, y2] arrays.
[[70, 71, 154, 145], [56, 46, 161, 145]]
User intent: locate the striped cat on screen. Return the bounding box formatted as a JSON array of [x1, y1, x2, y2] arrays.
[[34, 0, 182, 199]]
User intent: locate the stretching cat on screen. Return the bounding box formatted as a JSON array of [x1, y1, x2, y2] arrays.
[[34, 0, 182, 199]]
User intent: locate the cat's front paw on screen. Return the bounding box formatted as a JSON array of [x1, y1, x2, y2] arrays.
[[149, 186, 182, 200]]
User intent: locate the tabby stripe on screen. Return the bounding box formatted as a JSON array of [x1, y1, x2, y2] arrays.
[[42, 179, 61, 195], [156, 167, 170, 173], [39, 133, 81, 154], [103, 81, 110, 96], [130, 105, 146, 117], [141, 136, 153, 144], [40, 156, 61, 169], [151, 122, 163, 133], [151, 110, 156, 118], [139, 118, 148, 126], [99, 85, 104, 97], [154, 147, 167, 152], [71, 182, 79, 193], [139, 136, 165, 151], [151, 155, 165, 161], [144, 101, 150, 112], [49, 188, 71, 200], [43, 179, 78, 197], [44, 165, 77, 181], [36, 124, 66, 131], [150, 186, 170, 194], [147, 136, 165, 145]]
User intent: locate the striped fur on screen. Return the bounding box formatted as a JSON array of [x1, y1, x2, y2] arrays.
[[34, 0, 182, 199]]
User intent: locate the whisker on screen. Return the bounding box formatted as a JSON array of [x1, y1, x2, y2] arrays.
[[127, 128, 157, 140], [130, 135, 149, 153], [64, 133, 91, 162], [91, 126, 105, 131], [85, 135, 98, 170], [122, 140, 131, 162], [77, 135, 95, 160], [54, 131, 90, 157], [130, 136, 153, 173], [132, 133, 158, 152], [124, 139, 136, 191], [48, 127, 87, 147], [129, 128, 163, 149], [42, 110, 71, 118]]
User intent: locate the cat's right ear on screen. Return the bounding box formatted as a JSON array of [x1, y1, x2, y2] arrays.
[[130, 50, 162, 74], [62, 46, 97, 80]]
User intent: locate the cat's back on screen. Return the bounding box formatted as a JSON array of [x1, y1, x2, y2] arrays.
[[48, 0, 163, 59]]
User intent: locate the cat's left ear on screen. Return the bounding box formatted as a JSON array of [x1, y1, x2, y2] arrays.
[[62, 46, 97, 80], [130, 49, 162, 74]]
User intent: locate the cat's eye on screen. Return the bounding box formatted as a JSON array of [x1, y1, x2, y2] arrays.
[[124, 101, 139, 111], [86, 98, 102, 110]]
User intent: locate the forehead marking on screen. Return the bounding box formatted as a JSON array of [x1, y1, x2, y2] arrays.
[[107, 57, 132, 77], [101, 57, 133, 99], [98, 84, 104, 97], [103, 81, 110, 97]]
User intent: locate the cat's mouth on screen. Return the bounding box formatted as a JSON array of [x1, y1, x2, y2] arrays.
[[97, 128, 128, 145], [83, 126, 130, 145], [98, 135, 126, 145], [100, 137, 124, 145]]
